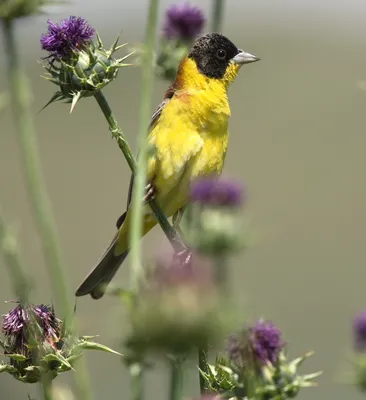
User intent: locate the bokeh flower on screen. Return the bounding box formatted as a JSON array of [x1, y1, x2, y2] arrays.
[[126, 252, 224, 354], [155, 2, 205, 81], [354, 310, 366, 351], [183, 178, 246, 255], [40, 16, 95, 60], [191, 178, 244, 207], [163, 2, 205, 42]]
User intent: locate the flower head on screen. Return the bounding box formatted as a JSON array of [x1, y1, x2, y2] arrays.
[[191, 178, 244, 207], [249, 320, 284, 364], [40, 16, 95, 60], [2, 302, 61, 357], [0, 301, 121, 383], [163, 2, 205, 41], [354, 310, 366, 351], [40, 16, 131, 112], [227, 320, 284, 367]]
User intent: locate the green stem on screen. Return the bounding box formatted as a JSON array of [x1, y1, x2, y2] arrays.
[[1, 19, 92, 400], [0, 212, 30, 303], [93, 91, 186, 257], [130, 363, 143, 400], [198, 344, 209, 394], [169, 359, 183, 400], [129, 0, 160, 288], [41, 375, 53, 400], [1, 17, 70, 321], [211, 0, 225, 32]]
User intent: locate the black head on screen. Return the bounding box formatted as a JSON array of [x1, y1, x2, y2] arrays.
[[188, 33, 244, 79]]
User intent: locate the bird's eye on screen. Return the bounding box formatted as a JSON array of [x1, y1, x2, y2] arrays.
[[216, 49, 226, 60]]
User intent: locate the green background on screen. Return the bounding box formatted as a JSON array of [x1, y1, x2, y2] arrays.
[[0, 0, 366, 398]]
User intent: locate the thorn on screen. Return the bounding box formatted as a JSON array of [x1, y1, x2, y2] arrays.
[[70, 92, 82, 113], [96, 32, 103, 48], [38, 92, 65, 114]]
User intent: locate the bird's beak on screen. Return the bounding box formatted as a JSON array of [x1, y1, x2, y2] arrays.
[[231, 50, 260, 65]]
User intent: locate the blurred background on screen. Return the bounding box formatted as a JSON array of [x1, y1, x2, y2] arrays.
[[1, 0, 366, 398]]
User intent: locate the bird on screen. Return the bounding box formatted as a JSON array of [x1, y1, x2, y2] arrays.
[[75, 33, 259, 299]]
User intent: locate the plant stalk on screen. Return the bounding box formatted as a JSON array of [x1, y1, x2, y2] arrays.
[[1, 18, 92, 400], [0, 212, 30, 304], [41, 374, 53, 400], [169, 359, 183, 400], [211, 0, 225, 32], [1, 17, 70, 322], [93, 90, 186, 257], [130, 363, 143, 400], [129, 0, 160, 288]]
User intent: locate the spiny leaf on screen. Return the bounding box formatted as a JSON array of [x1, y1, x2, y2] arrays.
[[76, 341, 122, 356], [43, 352, 73, 371], [0, 363, 17, 373], [108, 35, 121, 59], [38, 92, 65, 113], [4, 353, 28, 361]]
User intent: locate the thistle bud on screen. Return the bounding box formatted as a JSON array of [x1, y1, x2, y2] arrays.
[[126, 252, 223, 355], [0, 301, 121, 383], [40, 16, 132, 112]]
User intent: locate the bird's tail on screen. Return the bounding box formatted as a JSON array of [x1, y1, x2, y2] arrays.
[[75, 211, 157, 300], [75, 232, 129, 299]]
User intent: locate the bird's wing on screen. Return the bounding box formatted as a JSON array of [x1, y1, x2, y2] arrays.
[[116, 96, 173, 229]]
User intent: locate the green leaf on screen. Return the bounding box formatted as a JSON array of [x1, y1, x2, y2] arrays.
[[4, 353, 28, 361], [43, 352, 73, 371], [0, 363, 17, 373], [76, 341, 122, 356], [80, 335, 99, 341]]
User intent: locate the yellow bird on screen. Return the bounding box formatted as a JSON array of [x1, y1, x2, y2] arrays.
[[75, 33, 259, 299]]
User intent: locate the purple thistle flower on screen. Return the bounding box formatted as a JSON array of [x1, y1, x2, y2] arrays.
[[2, 302, 61, 356], [163, 2, 205, 41], [227, 320, 284, 367], [40, 16, 95, 59], [191, 178, 244, 207], [249, 320, 285, 364], [2, 304, 27, 336], [354, 310, 366, 351]]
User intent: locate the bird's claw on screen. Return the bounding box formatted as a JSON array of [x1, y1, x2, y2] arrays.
[[143, 183, 156, 204]]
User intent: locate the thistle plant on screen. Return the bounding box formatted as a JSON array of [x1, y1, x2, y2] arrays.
[[0, 302, 121, 384], [40, 16, 132, 112], [0, 0, 333, 399], [200, 320, 322, 399]]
